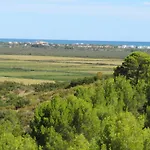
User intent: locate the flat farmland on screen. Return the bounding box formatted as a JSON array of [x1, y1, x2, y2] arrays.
[[0, 47, 131, 58], [0, 55, 122, 84]]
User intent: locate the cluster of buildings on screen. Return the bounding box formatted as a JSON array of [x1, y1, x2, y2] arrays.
[[72, 43, 150, 50], [118, 45, 150, 49], [1, 41, 150, 50], [8, 41, 49, 47]]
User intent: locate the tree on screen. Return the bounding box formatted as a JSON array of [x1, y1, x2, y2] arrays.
[[31, 95, 100, 149], [114, 77, 135, 112], [67, 134, 90, 150], [0, 110, 23, 136], [101, 112, 145, 150], [0, 133, 38, 150], [0, 110, 38, 150], [114, 51, 150, 84]]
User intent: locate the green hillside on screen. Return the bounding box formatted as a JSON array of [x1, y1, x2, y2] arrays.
[[1, 52, 150, 150]]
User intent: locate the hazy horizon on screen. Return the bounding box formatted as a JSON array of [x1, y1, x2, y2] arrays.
[[0, 38, 150, 43]]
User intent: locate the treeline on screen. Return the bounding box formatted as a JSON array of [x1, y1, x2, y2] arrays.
[[32, 75, 100, 92], [30, 76, 150, 150], [1, 51, 150, 149]]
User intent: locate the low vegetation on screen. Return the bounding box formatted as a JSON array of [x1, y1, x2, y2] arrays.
[[0, 55, 122, 83], [0, 46, 133, 58], [1, 51, 150, 149]]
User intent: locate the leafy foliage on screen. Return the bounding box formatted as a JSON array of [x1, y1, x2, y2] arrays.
[[1, 52, 150, 149], [30, 75, 150, 149], [114, 51, 150, 84]]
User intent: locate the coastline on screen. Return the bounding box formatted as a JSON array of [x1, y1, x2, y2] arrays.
[[0, 38, 150, 47]]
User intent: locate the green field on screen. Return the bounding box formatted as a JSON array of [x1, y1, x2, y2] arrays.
[[0, 55, 122, 84], [0, 47, 131, 58]]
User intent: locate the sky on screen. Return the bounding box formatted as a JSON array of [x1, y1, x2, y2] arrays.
[[0, 0, 150, 41]]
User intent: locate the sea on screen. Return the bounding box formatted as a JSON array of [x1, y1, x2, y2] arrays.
[[0, 38, 150, 46]]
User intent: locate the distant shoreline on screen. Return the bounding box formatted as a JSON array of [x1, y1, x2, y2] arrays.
[[0, 38, 150, 47]]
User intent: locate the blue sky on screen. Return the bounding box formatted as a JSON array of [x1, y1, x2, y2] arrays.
[[0, 0, 150, 41]]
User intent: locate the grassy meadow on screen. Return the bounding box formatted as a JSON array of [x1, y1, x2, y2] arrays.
[[0, 55, 122, 84], [0, 47, 131, 58]]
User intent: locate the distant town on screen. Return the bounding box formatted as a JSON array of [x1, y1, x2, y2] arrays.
[[0, 41, 150, 50]]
